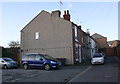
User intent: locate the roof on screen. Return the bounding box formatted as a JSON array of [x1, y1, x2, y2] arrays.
[[21, 10, 51, 31], [107, 41, 114, 45], [91, 33, 106, 39], [21, 10, 72, 31], [108, 40, 120, 48]]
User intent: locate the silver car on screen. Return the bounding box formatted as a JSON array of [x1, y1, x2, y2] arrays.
[[91, 53, 105, 64], [0, 58, 18, 69]]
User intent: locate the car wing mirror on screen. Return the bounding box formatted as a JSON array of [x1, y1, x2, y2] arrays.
[[40, 59, 43, 61], [1, 61, 4, 63]]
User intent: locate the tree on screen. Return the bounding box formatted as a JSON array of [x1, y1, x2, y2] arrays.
[[8, 41, 20, 48]]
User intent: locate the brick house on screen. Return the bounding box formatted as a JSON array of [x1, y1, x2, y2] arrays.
[[107, 40, 120, 56], [91, 33, 109, 49], [91, 33, 109, 55], [20, 10, 96, 64], [108, 40, 120, 48]]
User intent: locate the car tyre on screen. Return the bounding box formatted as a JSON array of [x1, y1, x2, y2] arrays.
[[44, 64, 51, 70], [3, 65, 8, 69], [23, 64, 28, 70]]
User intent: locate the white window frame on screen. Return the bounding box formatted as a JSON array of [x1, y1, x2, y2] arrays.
[[74, 26, 78, 41], [35, 32, 39, 40]]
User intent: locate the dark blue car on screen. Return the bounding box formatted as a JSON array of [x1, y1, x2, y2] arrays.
[[22, 53, 61, 70]]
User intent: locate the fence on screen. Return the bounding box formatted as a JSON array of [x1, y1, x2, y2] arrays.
[[99, 48, 116, 56]]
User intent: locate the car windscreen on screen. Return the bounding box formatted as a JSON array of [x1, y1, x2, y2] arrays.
[[93, 54, 103, 58], [3, 58, 13, 61], [43, 55, 58, 61]]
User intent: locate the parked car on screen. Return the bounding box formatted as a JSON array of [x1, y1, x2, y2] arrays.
[[100, 53, 106, 59], [0, 57, 18, 69], [91, 53, 105, 64], [22, 53, 61, 70]]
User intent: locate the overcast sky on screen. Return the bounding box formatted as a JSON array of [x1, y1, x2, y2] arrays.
[[0, 0, 119, 47]]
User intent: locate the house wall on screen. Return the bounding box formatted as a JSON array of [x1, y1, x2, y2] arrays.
[[21, 11, 74, 64], [73, 26, 82, 64], [86, 35, 91, 59], [90, 38, 97, 58], [94, 38, 109, 48], [105, 48, 116, 56], [73, 25, 87, 63], [81, 31, 87, 61], [111, 41, 119, 48], [116, 44, 120, 56]]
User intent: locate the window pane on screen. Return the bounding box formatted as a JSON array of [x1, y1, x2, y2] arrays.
[[22, 55, 28, 60], [74, 26, 78, 41], [35, 32, 39, 40], [36, 55, 41, 60], [28, 54, 36, 60]]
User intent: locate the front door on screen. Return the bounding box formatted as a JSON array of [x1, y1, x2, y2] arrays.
[[78, 45, 82, 63]]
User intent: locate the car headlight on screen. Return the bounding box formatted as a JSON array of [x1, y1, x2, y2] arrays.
[[100, 58, 103, 61], [50, 61, 56, 64]]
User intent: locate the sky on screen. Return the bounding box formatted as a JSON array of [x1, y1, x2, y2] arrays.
[[0, 1, 119, 47]]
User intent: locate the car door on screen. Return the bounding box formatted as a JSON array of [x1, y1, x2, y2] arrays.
[[35, 54, 45, 67], [27, 54, 36, 67]]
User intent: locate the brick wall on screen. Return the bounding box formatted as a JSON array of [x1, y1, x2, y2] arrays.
[[95, 38, 109, 48], [116, 44, 120, 56]]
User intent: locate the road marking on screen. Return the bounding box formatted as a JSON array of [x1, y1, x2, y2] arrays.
[[68, 66, 91, 83]]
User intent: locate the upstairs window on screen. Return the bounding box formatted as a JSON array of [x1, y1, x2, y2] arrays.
[[74, 26, 78, 41], [82, 37, 84, 43], [35, 32, 39, 40]]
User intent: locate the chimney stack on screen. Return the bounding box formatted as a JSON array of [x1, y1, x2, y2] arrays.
[[51, 10, 61, 17], [78, 25, 81, 29], [63, 10, 70, 21]]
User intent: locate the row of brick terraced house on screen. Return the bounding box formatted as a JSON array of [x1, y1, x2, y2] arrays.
[[20, 10, 98, 65]]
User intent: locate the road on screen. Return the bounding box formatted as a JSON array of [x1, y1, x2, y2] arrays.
[[2, 56, 119, 84]]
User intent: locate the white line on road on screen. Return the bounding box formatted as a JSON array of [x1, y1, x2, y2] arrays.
[[67, 66, 92, 83]]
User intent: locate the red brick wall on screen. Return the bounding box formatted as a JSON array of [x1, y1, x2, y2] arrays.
[[105, 48, 116, 56], [116, 45, 120, 56]]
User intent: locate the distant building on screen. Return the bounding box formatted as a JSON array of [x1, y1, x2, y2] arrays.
[[107, 40, 120, 56], [107, 41, 114, 47], [108, 40, 120, 48], [20, 10, 97, 64], [87, 36, 98, 58], [91, 33, 109, 49]]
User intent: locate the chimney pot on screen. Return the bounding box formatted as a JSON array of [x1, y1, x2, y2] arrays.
[[63, 10, 70, 21], [64, 11, 66, 15], [67, 10, 69, 15]]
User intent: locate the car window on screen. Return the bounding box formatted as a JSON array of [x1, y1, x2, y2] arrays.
[[44, 55, 57, 61], [93, 54, 103, 58], [22, 55, 28, 60], [28, 54, 36, 60], [36, 54, 45, 60], [36, 55, 41, 60], [3, 58, 13, 61]]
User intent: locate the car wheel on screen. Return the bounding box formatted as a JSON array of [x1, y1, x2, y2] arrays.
[[44, 64, 51, 70], [23, 64, 28, 70], [3, 65, 8, 69]]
